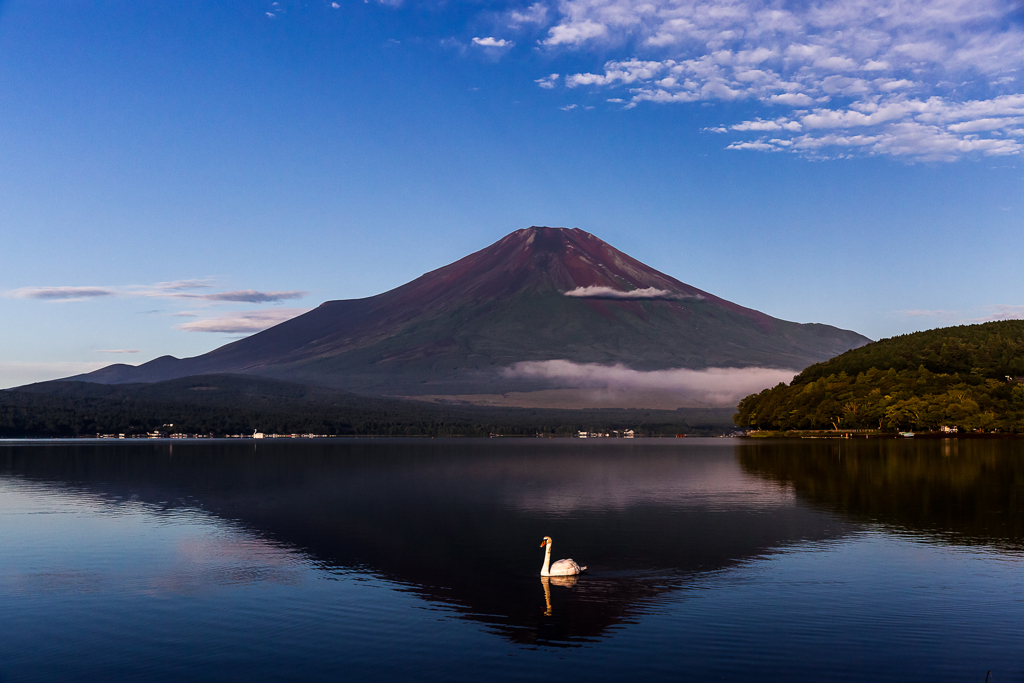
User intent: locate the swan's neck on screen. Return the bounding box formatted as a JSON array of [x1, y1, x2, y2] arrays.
[[541, 542, 552, 576]]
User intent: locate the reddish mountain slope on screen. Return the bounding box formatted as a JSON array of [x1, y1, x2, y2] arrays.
[[73, 227, 868, 397]]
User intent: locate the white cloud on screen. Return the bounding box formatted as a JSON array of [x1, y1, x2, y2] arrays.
[[560, 103, 578, 110], [726, 140, 779, 151], [535, 73, 560, 88], [566, 59, 667, 87], [95, 349, 141, 354], [646, 32, 677, 47], [877, 78, 915, 92], [947, 117, 1024, 133], [175, 308, 311, 334], [730, 118, 800, 131], [533, 0, 1024, 159], [503, 360, 797, 406], [472, 36, 514, 48], [508, 2, 548, 26], [717, 95, 1024, 159], [543, 19, 608, 45], [563, 285, 697, 300]]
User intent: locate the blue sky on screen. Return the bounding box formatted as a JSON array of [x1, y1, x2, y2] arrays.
[[1, 0, 1023, 387]]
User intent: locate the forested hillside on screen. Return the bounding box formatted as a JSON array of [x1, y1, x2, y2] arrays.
[[734, 321, 1024, 432]]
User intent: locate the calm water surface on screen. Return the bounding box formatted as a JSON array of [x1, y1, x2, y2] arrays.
[[1, 438, 1021, 682]]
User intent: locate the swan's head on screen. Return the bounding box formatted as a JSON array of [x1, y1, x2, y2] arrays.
[[540, 536, 552, 547]]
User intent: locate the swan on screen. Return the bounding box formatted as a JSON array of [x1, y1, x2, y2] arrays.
[[540, 536, 586, 576]]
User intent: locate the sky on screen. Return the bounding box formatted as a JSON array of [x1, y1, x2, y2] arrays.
[[1, 0, 1023, 388]]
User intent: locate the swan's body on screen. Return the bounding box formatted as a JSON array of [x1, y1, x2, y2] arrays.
[[540, 536, 585, 576]]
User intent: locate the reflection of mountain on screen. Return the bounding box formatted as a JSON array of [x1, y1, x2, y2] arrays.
[[738, 439, 1024, 552], [0, 440, 848, 646]]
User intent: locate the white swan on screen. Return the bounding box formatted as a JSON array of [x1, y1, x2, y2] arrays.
[[540, 536, 586, 576]]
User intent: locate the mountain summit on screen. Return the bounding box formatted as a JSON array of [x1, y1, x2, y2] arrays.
[[73, 227, 868, 405]]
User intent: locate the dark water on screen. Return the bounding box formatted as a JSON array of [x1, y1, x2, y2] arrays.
[[1, 438, 1021, 682]]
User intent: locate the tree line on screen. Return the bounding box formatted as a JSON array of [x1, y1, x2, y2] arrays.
[[0, 375, 733, 437], [734, 321, 1024, 433]]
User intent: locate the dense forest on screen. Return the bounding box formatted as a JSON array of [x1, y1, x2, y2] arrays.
[[0, 374, 733, 438], [734, 320, 1024, 433]]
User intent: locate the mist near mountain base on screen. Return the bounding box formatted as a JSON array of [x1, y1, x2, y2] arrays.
[[503, 361, 796, 407]]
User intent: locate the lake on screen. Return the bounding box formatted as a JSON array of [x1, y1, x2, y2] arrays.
[[1, 438, 1021, 682]]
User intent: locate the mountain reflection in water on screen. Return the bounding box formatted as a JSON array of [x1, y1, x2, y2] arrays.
[[1, 439, 849, 646], [738, 438, 1024, 553]]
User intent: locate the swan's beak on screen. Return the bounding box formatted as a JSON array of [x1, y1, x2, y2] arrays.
[[539, 540, 547, 547]]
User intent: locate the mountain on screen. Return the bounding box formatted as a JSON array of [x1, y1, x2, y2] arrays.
[[69, 227, 868, 406]]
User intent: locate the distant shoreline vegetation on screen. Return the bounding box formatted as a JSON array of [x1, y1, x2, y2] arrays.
[[734, 321, 1024, 434], [0, 374, 734, 439]]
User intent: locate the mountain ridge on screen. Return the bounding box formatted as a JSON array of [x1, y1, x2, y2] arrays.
[[69, 227, 869, 404]]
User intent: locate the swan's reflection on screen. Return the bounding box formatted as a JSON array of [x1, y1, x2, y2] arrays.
[[541, 575, 579, 616]]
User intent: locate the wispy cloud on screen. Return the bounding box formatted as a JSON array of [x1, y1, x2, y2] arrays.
[[504, 360, 797, 405], [473, 36, 514, 48], [3, 282, 307, 304], [150, 279, 212, 292], [95, 349, 141, 354], [175, 308, 311, 334], [898, 304, 1024, 324], [508, 2, 548, 27], [187, 290, 307, 303], [530, 0, 1024, 159], [564, 285, 698, 300], [976, 304, 1024, 321], [7, 286, 116, 301], [535, 73, 560, 89]]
